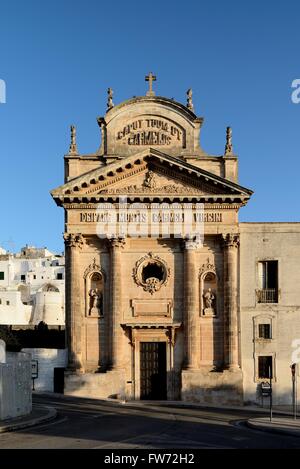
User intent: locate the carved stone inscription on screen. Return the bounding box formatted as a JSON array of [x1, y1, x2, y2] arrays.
[[116, 118, 184, 146], [80, 211, 223, 223]]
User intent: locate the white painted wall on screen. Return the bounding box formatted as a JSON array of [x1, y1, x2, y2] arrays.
[[0, 291, 32, 324], [0, 247, 65, 326], [0, 350, 32, 420], [22, 348, 68, 392]]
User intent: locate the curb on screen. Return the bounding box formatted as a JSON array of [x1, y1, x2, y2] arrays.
[[0, 406, 57, 433], [246, 419, 300, 438]]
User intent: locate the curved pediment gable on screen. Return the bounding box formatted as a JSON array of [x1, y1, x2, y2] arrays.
[[51, 149, 252, 205], [98, 96, 205, 158]]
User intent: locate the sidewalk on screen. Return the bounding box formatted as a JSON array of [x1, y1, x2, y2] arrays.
[[247, 416, 300, 437], [0, 404, 57, 433]]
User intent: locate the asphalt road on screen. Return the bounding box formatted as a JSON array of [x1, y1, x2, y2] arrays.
[[0, 395, 299, 449]]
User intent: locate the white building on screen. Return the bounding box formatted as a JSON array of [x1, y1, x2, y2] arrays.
[[0, 245, 65, 326]]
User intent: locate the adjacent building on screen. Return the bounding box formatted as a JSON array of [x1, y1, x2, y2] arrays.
[[0, 245, 65, 327]]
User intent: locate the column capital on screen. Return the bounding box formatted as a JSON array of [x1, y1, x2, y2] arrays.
[[221, 233, 240, 248], [183, 236, 201, 251], [108, 236, 126, 249], [63, 233, 85, 249]]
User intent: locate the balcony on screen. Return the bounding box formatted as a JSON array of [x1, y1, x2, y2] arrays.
[[257, 289, 278, 304]]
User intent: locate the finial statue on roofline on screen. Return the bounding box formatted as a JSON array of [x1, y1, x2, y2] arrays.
[[186, 88, 194, 111], [107, 87, 114, 110], [68, 125, 78, 155], [224, 126, 233, 156]]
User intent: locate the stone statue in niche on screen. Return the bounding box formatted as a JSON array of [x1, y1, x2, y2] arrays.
[[203, 288, 215, 315], [89, 288, 102, 316]]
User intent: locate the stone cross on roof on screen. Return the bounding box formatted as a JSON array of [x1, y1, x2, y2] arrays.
[[145, 72, 156, 96]]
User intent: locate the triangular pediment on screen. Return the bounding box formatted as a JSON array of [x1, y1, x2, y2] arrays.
[[51, 148, 252, 204]]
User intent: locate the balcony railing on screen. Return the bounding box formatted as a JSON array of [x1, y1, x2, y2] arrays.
[[257, 289, 278, 304]]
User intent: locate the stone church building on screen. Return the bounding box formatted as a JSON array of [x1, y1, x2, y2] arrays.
[[51, 76, 300, 405]]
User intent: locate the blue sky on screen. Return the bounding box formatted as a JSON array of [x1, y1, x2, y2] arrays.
[[0, 0, 299, 253]]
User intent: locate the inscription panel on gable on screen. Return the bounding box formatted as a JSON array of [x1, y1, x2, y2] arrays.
[[114, 116, 186, 149]]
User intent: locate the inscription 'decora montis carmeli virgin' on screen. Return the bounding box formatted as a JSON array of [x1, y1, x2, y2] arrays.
[[116, 118, 184, 146]]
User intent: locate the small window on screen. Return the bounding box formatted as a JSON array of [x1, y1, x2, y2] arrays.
[[56, 273, 63, 280], [6, 300, 10, 306], [259, 324, 271, 339], [33, 275, 36, 279], [258, 356, 273, 379], [0, 272, 4, 280], [21, 274, 26, 281], [41, 276, 44, 279], [258, 261, 278, 303], [0, 299, 2, 304]]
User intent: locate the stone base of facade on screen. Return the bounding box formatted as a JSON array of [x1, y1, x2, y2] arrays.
[[64, 368, 244, 405], [64, 369, 126, 400], [181, 368, 244, 405]]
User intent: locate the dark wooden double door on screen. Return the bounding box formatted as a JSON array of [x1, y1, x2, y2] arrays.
[[140, 342, 167, 400]]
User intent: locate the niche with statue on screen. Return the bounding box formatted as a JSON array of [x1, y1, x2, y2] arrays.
[[84, 261, 105, 318], [199, 260, 218, 317]]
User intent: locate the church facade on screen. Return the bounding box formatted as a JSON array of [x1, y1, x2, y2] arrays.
[[51, 76, 300, 405]]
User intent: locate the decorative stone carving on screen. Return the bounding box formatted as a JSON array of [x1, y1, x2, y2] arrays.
[[222, 233, 240, 248], [143, 170, 156, 189], [144, 277, 161, 294], [133, 252, 170, 295], [199, 258, 217, 277], [83, 258, 105, 280], [99, 183, 207, 195], [107, 87, 114, 110], [63, 233, 84, 249], [184, 236, 201, 250], [68, 125, 78, 155], [224, 126, 233, 156], [108, 236, 126, 249], [186, 88, 194, 111]]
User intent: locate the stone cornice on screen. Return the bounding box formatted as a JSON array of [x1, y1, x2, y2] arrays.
[[51, 149, 253, 202], [62, 202, 244, 210]]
